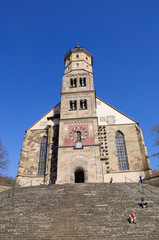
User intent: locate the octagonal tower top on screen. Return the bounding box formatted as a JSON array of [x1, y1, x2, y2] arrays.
[[64, 44, 93, 74]]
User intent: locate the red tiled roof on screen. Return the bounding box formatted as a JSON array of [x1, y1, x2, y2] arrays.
[[0, 179, 12, 187], [152, 170, 159, 177]]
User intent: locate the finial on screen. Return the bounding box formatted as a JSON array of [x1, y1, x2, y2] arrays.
[[76, 43, 80, 48]]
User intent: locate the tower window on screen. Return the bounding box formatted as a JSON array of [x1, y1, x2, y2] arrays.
[[86, 57, 88, 60], [70, 78, 77, 88], [79, 77, 86, 87], [38, 136, 47, 175], [77, 63, 79, 67], [76, 54, 79, 58], [115, 131, 129, 170], [80, 99, 87, 110], [70, 100, 77, 110]]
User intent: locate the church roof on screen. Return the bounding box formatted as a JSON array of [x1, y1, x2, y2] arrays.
[[0, 179, 12, 187], [64, 43, 92, 60]]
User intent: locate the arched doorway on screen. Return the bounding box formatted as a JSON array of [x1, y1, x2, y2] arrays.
[[75, 169, 84, 183]]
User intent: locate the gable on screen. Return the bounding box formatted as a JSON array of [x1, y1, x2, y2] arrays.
[[26, 103, 60, 132], [96, 97, 137, 125]]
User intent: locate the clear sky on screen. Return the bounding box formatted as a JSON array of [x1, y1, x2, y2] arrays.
[[0, 0, 159, 178]]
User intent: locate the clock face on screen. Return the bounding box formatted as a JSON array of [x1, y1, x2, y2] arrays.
[[76, 142, 82, 148], [70, 126, 87, 142]]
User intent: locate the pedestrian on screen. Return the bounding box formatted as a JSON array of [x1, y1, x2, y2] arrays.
[[141, 175, 145, 183], [141, 197, 148, 208], [139, 175, 143, 183], [110, 177, 113, 183], [127, 212, 136, 224]]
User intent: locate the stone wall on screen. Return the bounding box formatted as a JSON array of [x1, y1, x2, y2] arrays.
[[16, 129, 47, 186], [56, 145, 102, 184], [97, 123, 152, 182], [0, 185, 12, 193]]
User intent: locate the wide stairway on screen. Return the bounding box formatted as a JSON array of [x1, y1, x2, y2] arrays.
[[0, 183, 159, 240]]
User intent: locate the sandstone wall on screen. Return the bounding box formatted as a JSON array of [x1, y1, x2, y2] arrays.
[[16, 129, 47, 186]]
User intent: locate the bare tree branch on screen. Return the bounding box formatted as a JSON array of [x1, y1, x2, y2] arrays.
[[0, 138, 10, 173], [151, 124, 159, 159]]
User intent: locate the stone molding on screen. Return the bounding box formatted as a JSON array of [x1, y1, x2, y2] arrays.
[[64, 95, 91, 100], [62, 149, 96, 154], [66, 72, 90, 78], [63, 121, 93, 125]]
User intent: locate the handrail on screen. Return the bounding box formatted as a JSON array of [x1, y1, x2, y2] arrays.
[[125, 176, 159, 196], [0, 179, 33, 201], [16, 179, 33, 187], [125, 176, 159, 205]]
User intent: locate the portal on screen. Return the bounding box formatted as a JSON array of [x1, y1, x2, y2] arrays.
[[75, 169, 84, 183]]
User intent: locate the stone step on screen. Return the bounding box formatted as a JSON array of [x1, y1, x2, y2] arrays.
[[0, 183, 159, 239]]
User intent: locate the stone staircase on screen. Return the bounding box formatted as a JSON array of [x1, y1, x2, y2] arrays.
[[0, 183, 159, 240]]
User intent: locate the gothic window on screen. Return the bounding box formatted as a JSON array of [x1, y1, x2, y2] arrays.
[[70, 100, 77, 110], [76, 54, 79, 58], [38, 136, 47, 175], [70, 78, 77, 88], [115, 131, 129, 170], [79, 77, 86, 87], [80, 99, 87, 110]]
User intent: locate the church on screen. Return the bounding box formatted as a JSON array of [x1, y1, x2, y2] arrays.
[[16, 45, 152, 186]]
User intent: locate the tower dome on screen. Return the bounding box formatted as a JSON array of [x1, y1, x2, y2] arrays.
[[64, 44, 93, 74]]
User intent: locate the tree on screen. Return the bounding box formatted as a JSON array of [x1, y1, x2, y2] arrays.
[[0, 138, 9, 173], [151, 124, 159, 158], [0, 176, 16, 186]]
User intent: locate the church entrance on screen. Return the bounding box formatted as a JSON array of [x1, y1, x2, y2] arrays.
[[75, 169, 84, 183]]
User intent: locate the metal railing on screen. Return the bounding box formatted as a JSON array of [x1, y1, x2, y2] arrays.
[[125, 176, 159, 205], [0, 179, 33, 201]]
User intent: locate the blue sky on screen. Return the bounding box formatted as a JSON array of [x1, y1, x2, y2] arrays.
[[0, 0, 159, 178]]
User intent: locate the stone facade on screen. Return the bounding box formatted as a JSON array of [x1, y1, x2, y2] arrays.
[[16, 45, 152, 186]]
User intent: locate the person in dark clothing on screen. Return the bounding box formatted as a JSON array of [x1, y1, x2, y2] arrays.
[[140, 197, 148, 208]]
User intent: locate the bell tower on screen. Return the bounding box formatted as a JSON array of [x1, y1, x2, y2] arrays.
[[56, 44, 102, 184]]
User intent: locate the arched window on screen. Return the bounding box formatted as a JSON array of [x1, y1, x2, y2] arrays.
[[70, 78, 77, 88], [115, 131, 128, 170], [80, 99, 87, 109], [70, 100, 77, 110], [79, 77, 86, 87], [76, 131, 81, 141], [38, 136, 47, 175]]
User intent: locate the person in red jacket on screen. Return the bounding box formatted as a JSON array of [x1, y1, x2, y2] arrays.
[[129, 212, 136, 224]]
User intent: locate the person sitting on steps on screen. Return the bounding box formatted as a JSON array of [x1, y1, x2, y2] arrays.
[[127, 212, 136, 224], [140, 197, 148, 208], [139, 175, 145, 183], [110, 177, 113, 183]]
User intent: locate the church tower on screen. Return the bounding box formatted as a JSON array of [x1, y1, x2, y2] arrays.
[[56, 44, 103, 183], [16, 44, 151, 187]]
